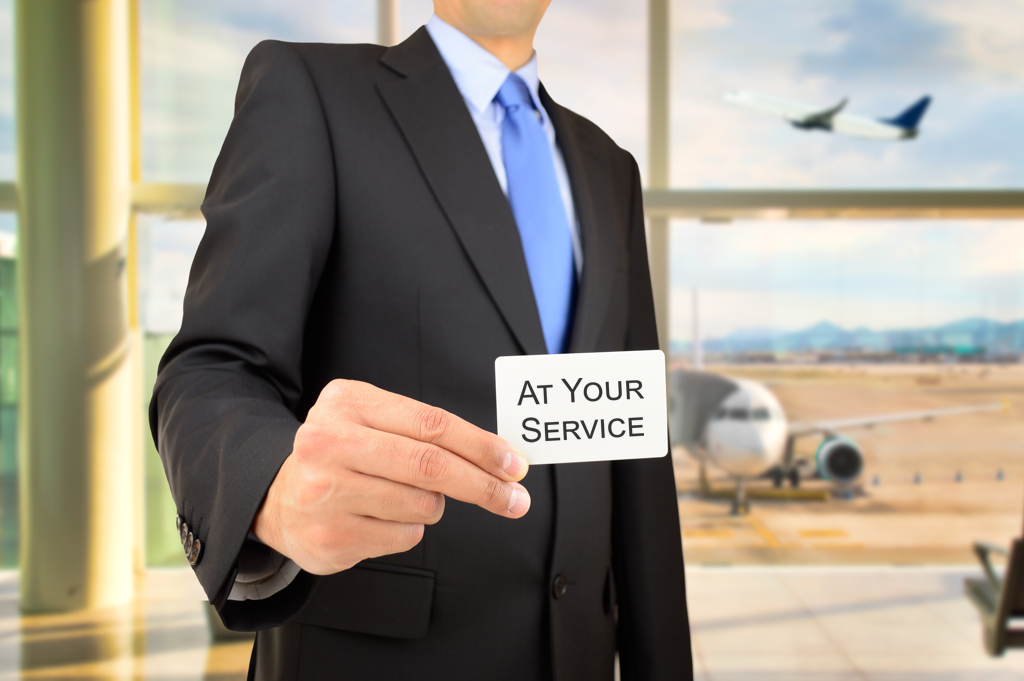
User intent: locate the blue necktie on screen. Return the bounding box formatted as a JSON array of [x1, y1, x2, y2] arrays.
[[496, 74, 576, 354]]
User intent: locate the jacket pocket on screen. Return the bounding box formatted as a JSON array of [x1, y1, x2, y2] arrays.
[[293, 562, 435, 640]]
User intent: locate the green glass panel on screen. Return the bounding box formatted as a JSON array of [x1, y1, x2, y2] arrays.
[[0, 405, 15, 567], [144, 332, 185, 566], [0, 259, 15, 330], [0, 254, 14, 567]]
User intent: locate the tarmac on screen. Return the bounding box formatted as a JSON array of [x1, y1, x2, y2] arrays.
[[677, 458, 1024, 566], [676, 362, 1024, 566]]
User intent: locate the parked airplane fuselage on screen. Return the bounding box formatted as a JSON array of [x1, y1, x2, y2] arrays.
[[700, 380, 789, 478]]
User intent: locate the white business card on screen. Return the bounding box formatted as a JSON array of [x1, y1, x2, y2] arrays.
[[495, 350, 668, 465]]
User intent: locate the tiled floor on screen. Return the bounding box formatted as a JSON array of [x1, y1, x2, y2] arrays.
[[0, 569, 251, 680], [0, 566, 1021, 679], [687, 566, 1024, 680]]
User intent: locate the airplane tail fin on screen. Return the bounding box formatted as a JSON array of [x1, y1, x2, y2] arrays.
[[885, 96, 931, 130]]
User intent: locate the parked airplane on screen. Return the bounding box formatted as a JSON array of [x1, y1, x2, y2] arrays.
[[723, 90, 932, 140], [669, 369, 1004, 514], [669, 290, 1004, 513]]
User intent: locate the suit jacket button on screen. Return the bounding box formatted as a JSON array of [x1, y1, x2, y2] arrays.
[[185, 531, 194, 556], [552, 574, 568, 599], [189, 539, 202, 567], [180, 522, 188, 546], [176, 515, 182, 532]]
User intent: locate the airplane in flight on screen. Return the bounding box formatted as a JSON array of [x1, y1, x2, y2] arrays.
[[723, 90, 932, 140], [668, 291, 1005, 514]]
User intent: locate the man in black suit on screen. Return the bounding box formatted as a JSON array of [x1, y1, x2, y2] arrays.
[[151, 0, 692, 678]]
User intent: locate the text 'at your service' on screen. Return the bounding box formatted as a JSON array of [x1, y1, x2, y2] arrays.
[[517, 378, 647, 443]]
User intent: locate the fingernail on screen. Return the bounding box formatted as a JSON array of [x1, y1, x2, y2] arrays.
[[508, 483, 531, 516], [502, 450, 529, 479]]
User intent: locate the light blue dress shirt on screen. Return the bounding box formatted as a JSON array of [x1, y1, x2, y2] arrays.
[[425, 15, 583, 277]]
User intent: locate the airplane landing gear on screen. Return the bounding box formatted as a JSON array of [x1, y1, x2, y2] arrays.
[[789, 468, 801, 488], [731, 478, 749, 515]]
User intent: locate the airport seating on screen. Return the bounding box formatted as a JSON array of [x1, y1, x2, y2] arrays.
[[965, 539, 1024, 656]]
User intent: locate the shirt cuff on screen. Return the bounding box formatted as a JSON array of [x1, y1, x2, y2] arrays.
[[227, 533, 302, 601]]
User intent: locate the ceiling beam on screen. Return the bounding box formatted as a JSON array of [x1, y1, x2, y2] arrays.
[[643, 189, 1024, 221], [3, 183, 1024, 222]]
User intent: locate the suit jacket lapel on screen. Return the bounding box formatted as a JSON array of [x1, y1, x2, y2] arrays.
[[378, 28, 547, 357], [541, 88, 620, 355]]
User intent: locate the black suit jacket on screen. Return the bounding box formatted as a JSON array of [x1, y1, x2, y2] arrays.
[[151, 27, 692, 681]]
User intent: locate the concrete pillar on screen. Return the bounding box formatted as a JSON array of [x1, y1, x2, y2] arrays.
[[648, 0, 671, 355], [16, 0, 135, 612], [378, 0, 399, 47], [127, 0, 146, 579]]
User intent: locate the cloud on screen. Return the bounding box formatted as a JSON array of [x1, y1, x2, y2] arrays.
[[926, 1, 1024, 84], [798, 0, 960, 82], [668, 283, 1024, 341], [676, 0, 732, 31], [148, 0, 375, 45], [535, 0, 648, 168], [800, 0, 1024, 87], [139, 0, 377, 182], [139, 216, 206, 333], [398, 0, 436, 37], [668, 219, 1024, 340], [0, 112, 11, 179], [666, 0, 1024, 189]]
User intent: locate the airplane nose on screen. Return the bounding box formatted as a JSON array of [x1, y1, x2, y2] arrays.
[[753, 423, 785, 465]]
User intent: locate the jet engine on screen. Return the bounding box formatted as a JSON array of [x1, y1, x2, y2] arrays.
[[815, 436, 864, 484]]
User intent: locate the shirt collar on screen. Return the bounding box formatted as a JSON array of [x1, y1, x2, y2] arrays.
[[425, 14, 544, 118]]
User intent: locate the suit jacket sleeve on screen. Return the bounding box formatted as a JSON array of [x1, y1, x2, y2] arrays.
[[149, 40, 334, 630], [612, 158, 694, 679]]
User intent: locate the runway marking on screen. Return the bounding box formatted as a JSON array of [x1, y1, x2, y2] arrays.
[[746, 514, 780, 548], [683, 528, 735, 539], [797, 529, 848, 538]]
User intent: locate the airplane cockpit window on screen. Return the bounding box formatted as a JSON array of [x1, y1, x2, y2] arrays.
[[727, 408, 750, 420], [751, 408, 771, 421]]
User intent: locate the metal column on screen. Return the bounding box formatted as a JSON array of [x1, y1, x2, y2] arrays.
[[128, 0, 146, 578], [648, 0, 671, 356], [378, 0, 399, 46], [16, 0, 136, 612]]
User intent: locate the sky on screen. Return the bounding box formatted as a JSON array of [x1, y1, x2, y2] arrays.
[[670, 0, 1024, 189], [0, 0, 12, 181], [0, 1, 1022, 337], [669, 219, 1024, 340]]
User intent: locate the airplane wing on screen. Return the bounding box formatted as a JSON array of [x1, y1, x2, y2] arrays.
[[789, 402, 1008, 438], [723, 90, 846, 126]]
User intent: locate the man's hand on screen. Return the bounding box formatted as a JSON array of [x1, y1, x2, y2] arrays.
[[253, 380, 531, 575]]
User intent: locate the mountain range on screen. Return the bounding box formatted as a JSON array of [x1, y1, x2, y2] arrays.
[[673, 317, 1024, 357]]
